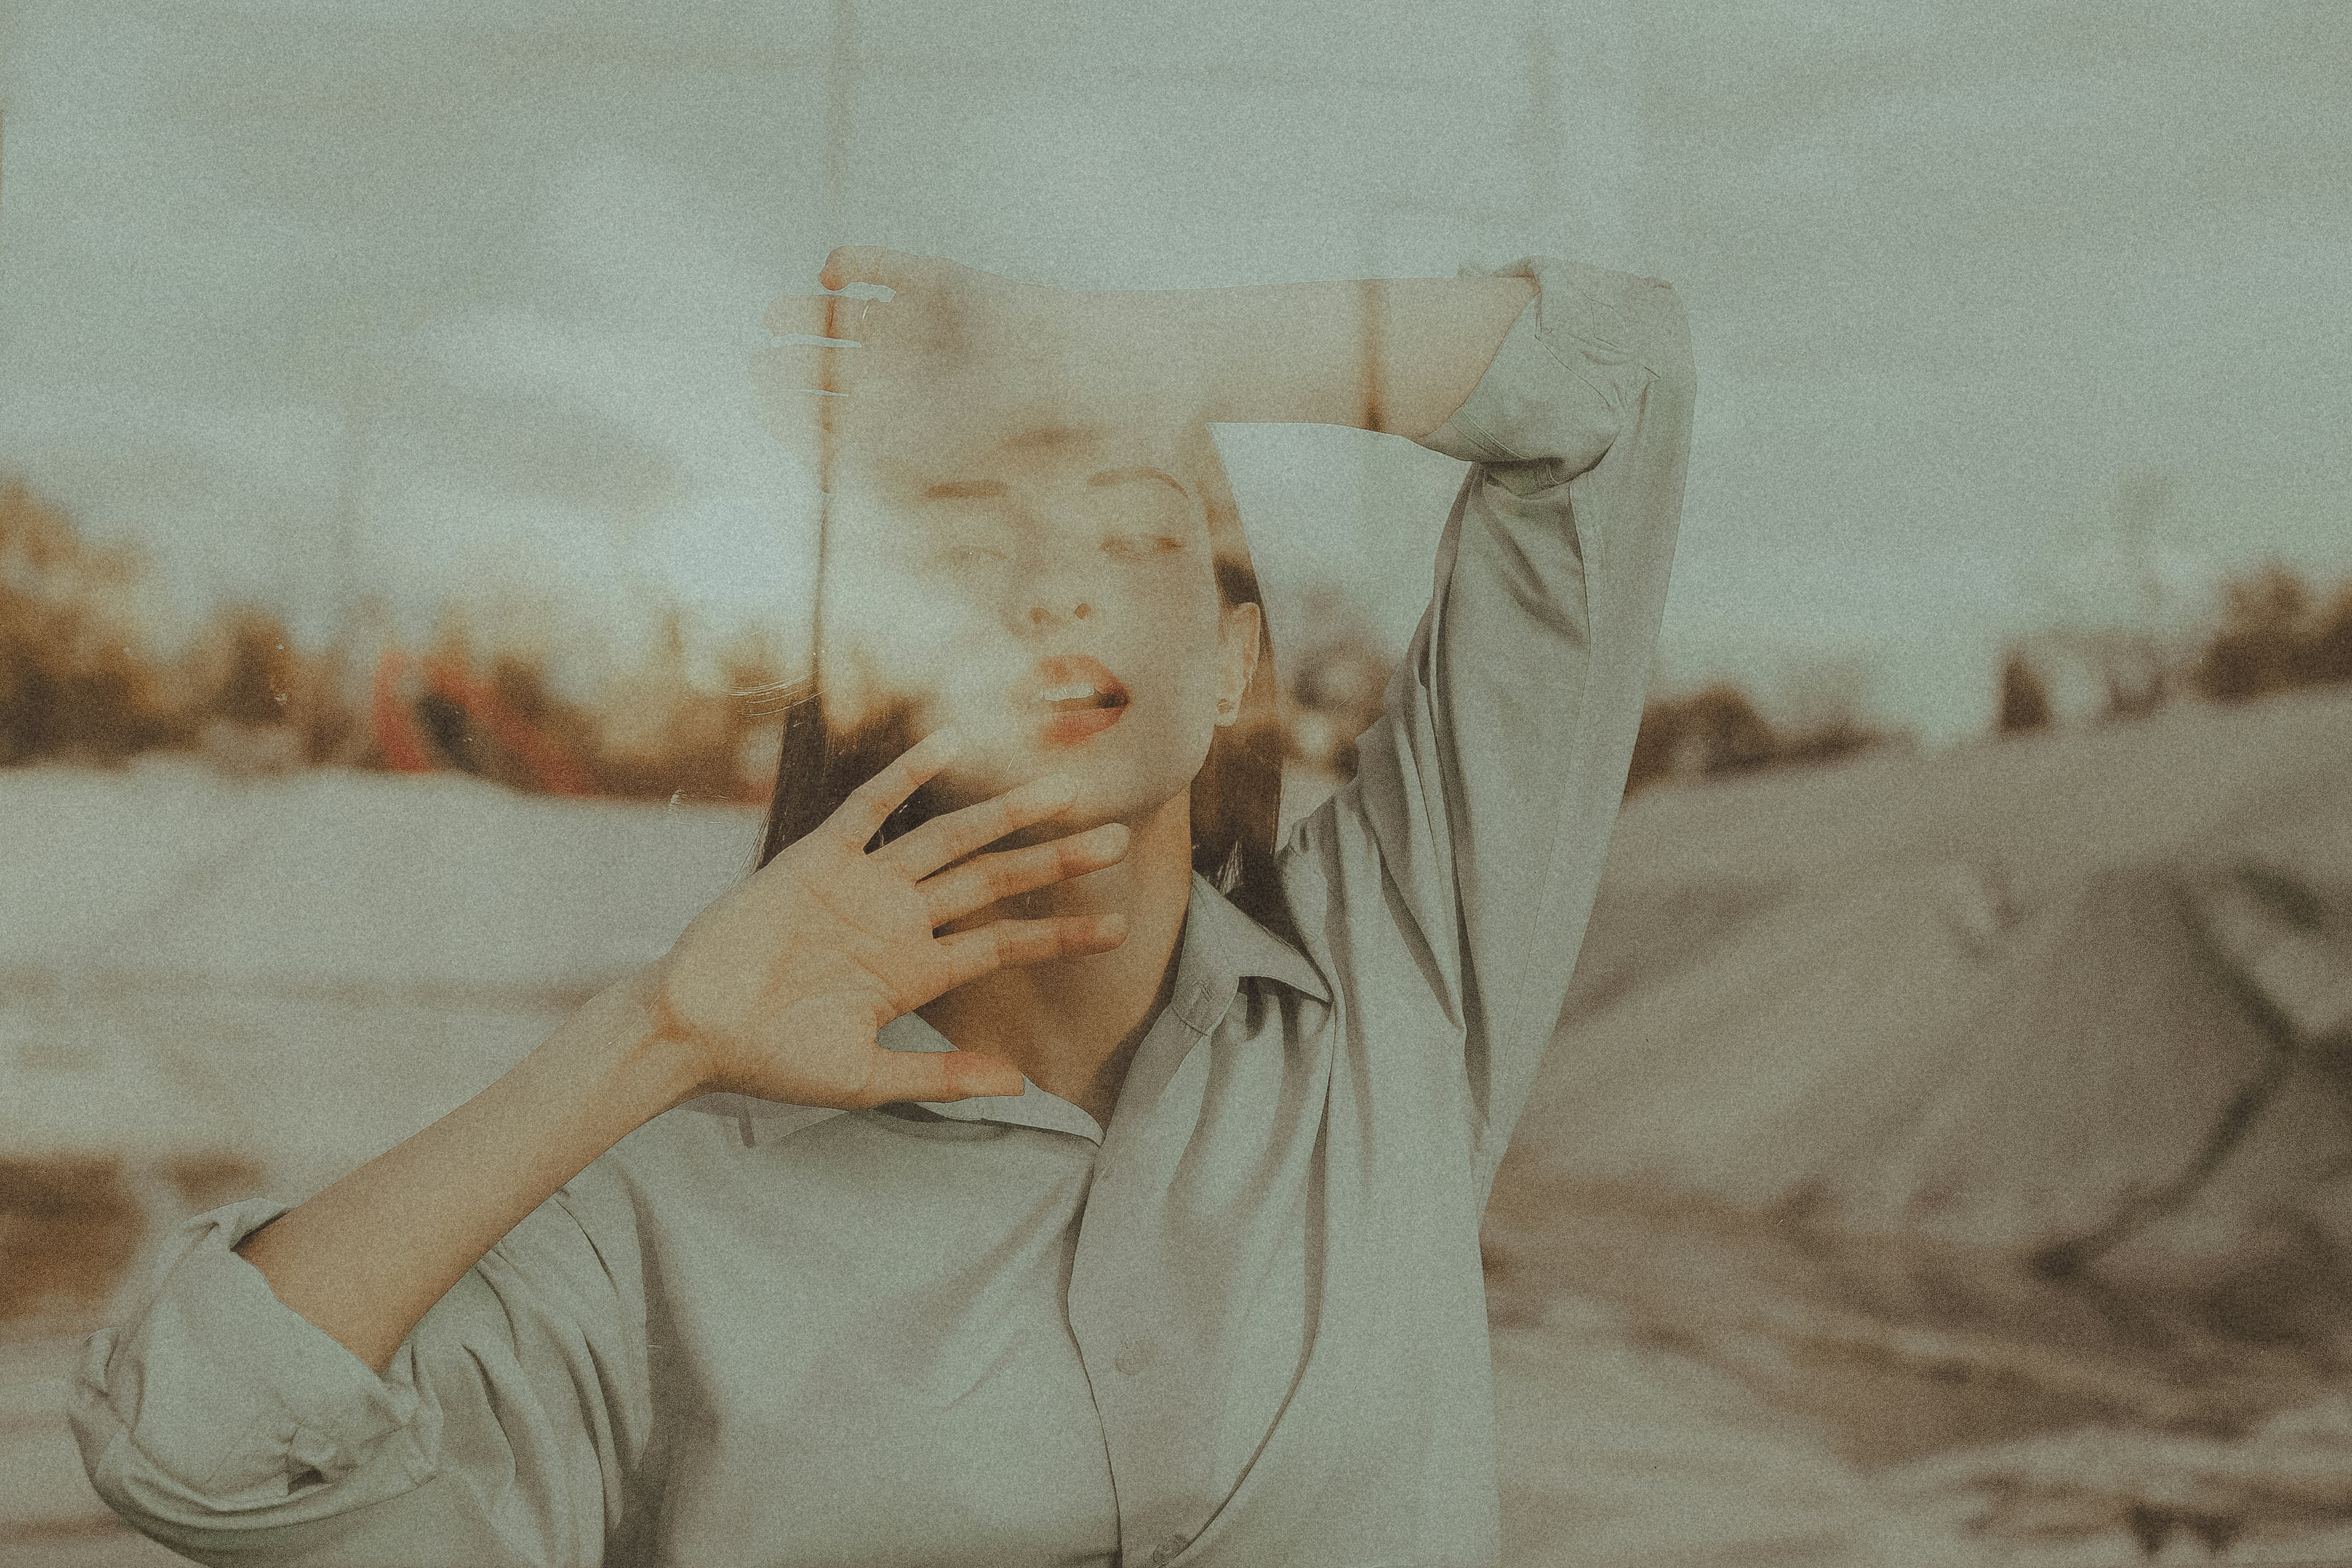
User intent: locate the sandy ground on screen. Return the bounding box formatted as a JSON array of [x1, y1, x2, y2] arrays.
[[6, 686, 2352, 1565]]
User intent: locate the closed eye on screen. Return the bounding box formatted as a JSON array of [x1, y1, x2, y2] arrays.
[[1104, 534, 1183, 559]]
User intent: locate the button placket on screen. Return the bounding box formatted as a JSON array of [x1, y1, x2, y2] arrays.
[[1070, 955, 1238, 1567]]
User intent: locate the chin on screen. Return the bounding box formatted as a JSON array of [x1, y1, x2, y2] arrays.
[[1050, 753, 1188, 830], [1043, 748, 1204, 840], [938, 699, 1195, 804]]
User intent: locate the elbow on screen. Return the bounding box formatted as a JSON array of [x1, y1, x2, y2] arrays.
[[69, 1408, 253, 1553], [66, 1331, 437, 1544], [1634, 280, 1697, 408], [1649, 287, 1698, 405]]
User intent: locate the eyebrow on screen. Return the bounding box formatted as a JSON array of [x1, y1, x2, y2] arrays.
[[999, 425, 1101, 452], [917, 467, 1189, 502], [1085, 466, 1189, 497]]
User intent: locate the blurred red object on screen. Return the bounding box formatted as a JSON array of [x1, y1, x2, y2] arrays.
[[370, 648, 593, 795]]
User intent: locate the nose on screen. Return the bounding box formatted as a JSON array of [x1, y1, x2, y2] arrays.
[[1023, 596, 1092, 628], [1009, 544, 1094, 630]]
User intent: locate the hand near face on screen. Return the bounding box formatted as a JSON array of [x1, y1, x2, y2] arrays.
[[751, 248, 1256, 836], [648, 730, 1134, 1108]]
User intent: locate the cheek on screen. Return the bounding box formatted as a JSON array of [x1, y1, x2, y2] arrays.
[[1121, 572, 1225, 683], [1128, 618, 1229, 770], [829, 596, 1024, 741]]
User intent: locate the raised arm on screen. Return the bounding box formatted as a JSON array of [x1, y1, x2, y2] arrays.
[[1356, 257, 1695, 1195], [1083, 256, 1692, 1193], [763, 249, 1534, 472], [1069, 270, 1542, 440], [1159, 265, 1689, 1205]]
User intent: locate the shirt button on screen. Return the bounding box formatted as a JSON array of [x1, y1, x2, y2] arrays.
[[1113, 1341, 1156, 1376], [1147, 1536, 1185, 1565]]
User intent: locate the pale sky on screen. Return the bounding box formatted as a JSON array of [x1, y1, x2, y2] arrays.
[[1, 0, 2345, 742]]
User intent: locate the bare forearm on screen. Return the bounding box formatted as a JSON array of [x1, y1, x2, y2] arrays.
[[1088, 274, 1537, 441], [232, 968, 704, 1376]]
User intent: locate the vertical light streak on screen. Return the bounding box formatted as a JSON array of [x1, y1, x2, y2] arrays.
[[809, 0, 865, 717]]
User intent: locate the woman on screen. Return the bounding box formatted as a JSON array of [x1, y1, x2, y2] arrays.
[[70, 244, 1692, 1567]]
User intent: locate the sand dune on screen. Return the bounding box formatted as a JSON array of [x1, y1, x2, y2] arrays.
[[1483, 685, 2352, 1565]]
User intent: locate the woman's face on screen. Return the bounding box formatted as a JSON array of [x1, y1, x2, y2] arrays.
[[822, 421, 1259, 828]]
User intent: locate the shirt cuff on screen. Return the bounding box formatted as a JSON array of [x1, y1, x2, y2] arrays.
[[69, 1196, 442, 1518], [1419, 254, 1682, 493]]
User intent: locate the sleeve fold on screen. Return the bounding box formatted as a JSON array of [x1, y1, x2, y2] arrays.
[[69, 1181, 650, 1567], [1347, 252, 1694, 1199]]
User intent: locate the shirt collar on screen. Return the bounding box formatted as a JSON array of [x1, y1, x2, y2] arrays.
[[898, 872, 1326, 1136], [903, 869, 1330, 1043], [683, 871, 1328, 1145], [1165, 869, 1331, 1027]]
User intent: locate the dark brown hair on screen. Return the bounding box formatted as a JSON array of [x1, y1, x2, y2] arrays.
[[751, 424, 1293, 937]]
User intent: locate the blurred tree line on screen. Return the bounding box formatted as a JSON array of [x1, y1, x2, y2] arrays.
[[1994, 566, 2352, 738], [0, 481, 787, 802], [6, 478, 2349, 802]]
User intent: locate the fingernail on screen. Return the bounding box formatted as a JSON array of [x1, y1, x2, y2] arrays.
[[1092, 823, 1130, 852], [1101, 912, 1130, 940], [1034, 773, 1078, 800], [931, 727, 963, 754]]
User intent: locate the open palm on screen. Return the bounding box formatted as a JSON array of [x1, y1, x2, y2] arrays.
[[648, 729, 1128, 1109]]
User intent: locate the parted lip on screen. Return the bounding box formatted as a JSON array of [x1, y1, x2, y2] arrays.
[[1010, 654, 1131, 712]]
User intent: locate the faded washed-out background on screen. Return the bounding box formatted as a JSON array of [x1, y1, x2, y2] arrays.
[[2, 2, 2350, 1563]]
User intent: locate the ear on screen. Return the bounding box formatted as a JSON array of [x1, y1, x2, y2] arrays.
[[1215, 600, 1263, 726]]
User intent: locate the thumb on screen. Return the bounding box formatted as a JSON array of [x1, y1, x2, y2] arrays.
[[820, 245, 914, 297], [859, 1044, 1028, 1106]]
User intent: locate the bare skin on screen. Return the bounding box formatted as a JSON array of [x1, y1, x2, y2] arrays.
[[235, 249, 1536, 1375], [923, 783, 1195, 1128]]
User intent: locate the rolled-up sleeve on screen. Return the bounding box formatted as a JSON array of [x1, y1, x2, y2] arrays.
[[69, 1181, 651, 1566], [1347, 252, 1694, 1194]]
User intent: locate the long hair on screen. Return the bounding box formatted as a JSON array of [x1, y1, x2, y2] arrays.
[[751, 423, 1294, 940]]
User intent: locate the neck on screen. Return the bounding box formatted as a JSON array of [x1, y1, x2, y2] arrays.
[[916, 788, 1197, 1125]]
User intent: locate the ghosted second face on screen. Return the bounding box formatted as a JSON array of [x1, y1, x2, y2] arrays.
[[819, 420, 1260, 830]]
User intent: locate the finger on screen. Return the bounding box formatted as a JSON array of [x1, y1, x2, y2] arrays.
[[874, 772, 1080, 881], [745, 363, 846, 469], [932, 913, 1129, 991], [764, 293, 871, 341], [820, 245, 912, 295], [749, 346, 854, 411], [919, 823, 1131, 929], [753, 342, 861, 396], [823, 728, 965, 848], [855, 1044, 1027, 1105]]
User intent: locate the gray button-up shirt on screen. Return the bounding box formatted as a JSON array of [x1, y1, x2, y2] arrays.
[[69, 252, 1694, 1567]]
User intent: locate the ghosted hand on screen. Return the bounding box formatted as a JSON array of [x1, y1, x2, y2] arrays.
[[752, 246, 1191, 486], [644, 728, 1130, 1108]]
